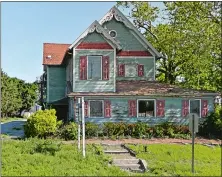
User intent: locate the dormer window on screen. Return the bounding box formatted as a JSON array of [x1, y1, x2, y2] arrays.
[[109, 30, 117, 38]]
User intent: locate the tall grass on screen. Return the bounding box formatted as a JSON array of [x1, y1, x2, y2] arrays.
[[2, 138, 127, 176], [127, 144, 221, 176]]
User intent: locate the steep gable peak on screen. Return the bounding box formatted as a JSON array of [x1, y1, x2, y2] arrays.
[[99, 6, 162, 58], [69, 20, 121, 50]]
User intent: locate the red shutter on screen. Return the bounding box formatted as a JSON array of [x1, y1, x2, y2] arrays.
[[128, 100, 136, 117], [79, 56, 87, 80], [104, 100, 111, 118], [201, 100, 208, 118], [84, 101, 88, 118], [118, 64, 125, 77], [156, 100, 165, 117], [102, 56, 109, 80], [182, 100, 189, 117], [138, 64, 144, 77]]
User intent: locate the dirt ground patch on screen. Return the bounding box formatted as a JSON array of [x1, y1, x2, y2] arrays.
[[63, 137, 221, 145]]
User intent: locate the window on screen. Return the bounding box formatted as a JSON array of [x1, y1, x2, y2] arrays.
[[190, 100, 200, 117], [138, 100, 155, 117], [89, 100, 103, 117], [88, 56, 102, 80], [109, 30, 117, 38]]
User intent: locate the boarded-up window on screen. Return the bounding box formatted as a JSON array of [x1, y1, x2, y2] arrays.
[[118, 64, 125, 77], [102, 56, 109, 80], [201, 100, 208, 118], [89, 101, 103, 117], [104, 100, 111, 118], [128, 100, 136, 117], [182, 100, 189, 117], [138, 64, 144, 77], [79, 56, 87, 80], [88, 56, 102, 80], [156, 100, 165, 117], [138, 100, 154, 117]]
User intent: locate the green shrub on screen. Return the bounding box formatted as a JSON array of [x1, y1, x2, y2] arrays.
[[58, 122, 78, 140], [134, 122, 149, 138], [199, 105, 222, 139], [153, 125, 165, 138], [24, 109, 57, 138], [85, 122, 99, 138], [103, 122, 116, 137]]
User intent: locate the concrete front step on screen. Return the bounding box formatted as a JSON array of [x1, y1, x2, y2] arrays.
[[115, 163, 143, 172], [104, 150, 129, 154], [113, 159, 140, 165], [109, 153, 137, 159]]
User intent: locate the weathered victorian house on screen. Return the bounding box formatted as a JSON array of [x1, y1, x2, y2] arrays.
[[42, 6, 218, 125]]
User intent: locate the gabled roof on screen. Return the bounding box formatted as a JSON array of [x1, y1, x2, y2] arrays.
[[68, 80, 219, 97], [68, 20, 122, 50], [99, 6, 162, 58], [43, 43, 70, 65]]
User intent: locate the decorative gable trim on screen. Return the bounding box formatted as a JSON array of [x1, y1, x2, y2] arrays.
[[76, 42, 113, 49], [69, 20, 122, 50], [99, 6, 162, 58]]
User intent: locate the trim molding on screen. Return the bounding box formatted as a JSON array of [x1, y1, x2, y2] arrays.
[[76, 42, 113, 49], [117, 51, 152, 56]]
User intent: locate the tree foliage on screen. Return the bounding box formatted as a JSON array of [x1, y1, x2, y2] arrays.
[[117, 2, 222, 91], [1, 69, 38, 117]]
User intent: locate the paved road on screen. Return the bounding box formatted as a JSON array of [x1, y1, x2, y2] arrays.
[[1, 119, 27, 138]]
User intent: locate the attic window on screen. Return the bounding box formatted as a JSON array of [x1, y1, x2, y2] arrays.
[[46, 55, 52, 59], [109, 30, 117, 38]]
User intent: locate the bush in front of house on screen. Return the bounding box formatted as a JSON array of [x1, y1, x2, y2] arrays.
[[57, 122, 78, 140], [198, 105, 222, 139], [85, 122, 99, 138], [24, 109, 57, 138]]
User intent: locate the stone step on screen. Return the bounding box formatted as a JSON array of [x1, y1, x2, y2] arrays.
[[110, 154, 137, 159], [104, 150, 129, 154], [115, 163, 143, 172], [112, 159, 140, 165]]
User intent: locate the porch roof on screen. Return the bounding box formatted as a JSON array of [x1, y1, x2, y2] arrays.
[[68, 80, 219, 97]]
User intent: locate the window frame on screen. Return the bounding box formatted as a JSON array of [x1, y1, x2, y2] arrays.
[[189, 99, 201, 117], [87, 55, 103, 80], [137, 99, 156, 118], [88, 100, 104, 118]]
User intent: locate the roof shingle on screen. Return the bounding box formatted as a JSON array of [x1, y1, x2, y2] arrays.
[[43, 43, 70, 65], [68, 80, 218, 97]]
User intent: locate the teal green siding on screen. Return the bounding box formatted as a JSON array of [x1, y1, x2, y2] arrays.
[[74, 50, 115, 92], [103, 19, 147, 51], [83, 32, 106, 43], [117, 57, 155, 80], [47, 66, 66, 103], [81, 96, 215, 125]]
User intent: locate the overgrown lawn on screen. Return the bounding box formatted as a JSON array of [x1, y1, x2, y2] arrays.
[[2, 139, 127, 176], [127, 144, 221, 176]]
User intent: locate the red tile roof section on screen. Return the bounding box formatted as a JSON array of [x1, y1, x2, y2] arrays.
[[43, 43, 70, 65]]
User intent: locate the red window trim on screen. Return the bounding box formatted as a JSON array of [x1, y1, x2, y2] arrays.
[[84, 101, 88, 118], [118, 64, 125, 77], [182, 100, 189, 117], [128, 100, 136, 117], [102, 56, 109, 80], [138, 64, 144, 77], [201, 100, 208, 118], [76, 42, 113, 49], [117, 51, 152, 56], [104, 100, 111, 118], [79, 56, 87, 80], [156, 100, 165, 117]]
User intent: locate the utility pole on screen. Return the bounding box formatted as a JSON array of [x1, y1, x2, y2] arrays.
[[77, 98, 81, 150]]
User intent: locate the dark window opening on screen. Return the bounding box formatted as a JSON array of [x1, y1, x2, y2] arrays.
[[138, 100, 154, 117]]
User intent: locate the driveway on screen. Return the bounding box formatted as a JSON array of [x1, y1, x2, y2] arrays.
[[1, 119, 27, 138]]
